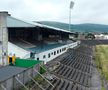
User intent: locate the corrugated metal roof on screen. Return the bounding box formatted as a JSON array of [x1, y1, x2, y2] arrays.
[[41, 24, 72, 33], [0, 66, 26, 82], [7, 16, 73, 33], [7, 16, 36, 28]]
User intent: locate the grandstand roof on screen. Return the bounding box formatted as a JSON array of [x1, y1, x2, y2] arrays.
[[7, 16, 73, 33], [7, 16, 41, 28]]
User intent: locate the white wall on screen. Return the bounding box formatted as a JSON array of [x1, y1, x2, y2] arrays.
[[8, 41, 78, 64], [34, 42, 78, 64], [95, 34, 108, 40], [8, 42, 30, 58]]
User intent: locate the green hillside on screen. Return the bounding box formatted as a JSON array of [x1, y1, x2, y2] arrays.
[[37, 21, 108, 33]]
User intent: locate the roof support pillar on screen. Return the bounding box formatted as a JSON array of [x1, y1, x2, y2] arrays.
[[0, 11, 9, 66]]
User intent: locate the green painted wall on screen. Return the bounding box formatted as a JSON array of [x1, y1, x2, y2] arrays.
[[15, 58, 42, 68]]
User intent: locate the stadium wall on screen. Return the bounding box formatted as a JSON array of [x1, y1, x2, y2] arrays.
[[8, 42, 30, 58], [34, 41, 78, 64]]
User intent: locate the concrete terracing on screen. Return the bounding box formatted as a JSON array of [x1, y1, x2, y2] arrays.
[[45, 45, 102, 90]]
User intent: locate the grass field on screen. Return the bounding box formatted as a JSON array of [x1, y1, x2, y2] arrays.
[[95, 45, 108, 81]]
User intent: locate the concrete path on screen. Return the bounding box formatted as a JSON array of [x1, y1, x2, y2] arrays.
[[91, 66, 102, 90], [103, 77, 108, 90]]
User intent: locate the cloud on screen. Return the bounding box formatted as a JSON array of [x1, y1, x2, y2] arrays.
[[0, 0, 108, 24]]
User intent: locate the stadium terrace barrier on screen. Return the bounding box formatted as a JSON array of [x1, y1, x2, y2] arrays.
[[45, 45, 93, 90], [0, 59, 46, 90]]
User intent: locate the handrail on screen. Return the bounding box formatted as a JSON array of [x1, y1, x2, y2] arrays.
[[1, 84, 7, 90], [33, 68, 54, 88], [28, 75, 45, 90], [15, 77, 29, 90]]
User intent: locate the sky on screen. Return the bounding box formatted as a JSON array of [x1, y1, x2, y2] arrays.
[[0, 0, 108, 24]]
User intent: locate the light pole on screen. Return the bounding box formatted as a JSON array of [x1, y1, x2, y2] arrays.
[[69, 1, 74, 31]]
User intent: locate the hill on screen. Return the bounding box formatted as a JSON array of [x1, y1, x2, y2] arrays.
[[37, 21, 108, 33]]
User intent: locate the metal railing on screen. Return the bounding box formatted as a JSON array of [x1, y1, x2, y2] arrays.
[[0, 63, 54, 90]]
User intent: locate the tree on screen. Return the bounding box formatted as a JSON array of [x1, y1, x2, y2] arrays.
[[74, 32, 79, 38], [85, 33, 95, 40]]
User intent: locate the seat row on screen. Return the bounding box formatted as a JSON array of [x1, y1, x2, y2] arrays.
[[45, 45, 93, 90], [46, 78, 90, 90], [53, 64, 91, 87]]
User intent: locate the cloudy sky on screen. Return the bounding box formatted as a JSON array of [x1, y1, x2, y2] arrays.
[[0, 0, 108, 24]]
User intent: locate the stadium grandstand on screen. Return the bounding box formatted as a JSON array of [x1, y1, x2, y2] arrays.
[[0, 11, 79, 65], [1, 11, 108, 90]]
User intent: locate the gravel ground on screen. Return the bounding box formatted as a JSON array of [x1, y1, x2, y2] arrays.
[[91, 66, 102, 90], [102, 76, 108, 90]]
